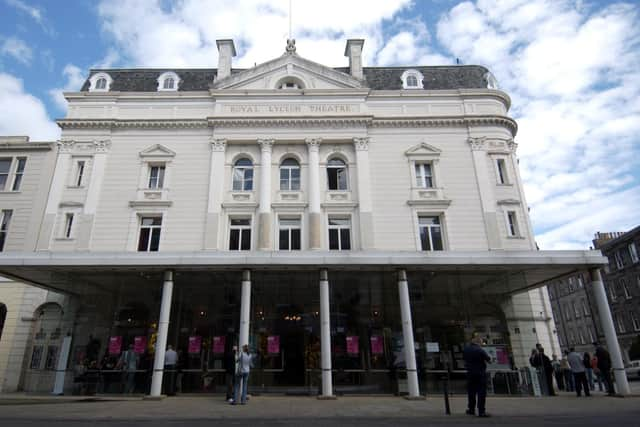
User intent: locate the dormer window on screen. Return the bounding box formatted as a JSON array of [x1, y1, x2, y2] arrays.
[[276, 77, 305, 90], [88, 72, 113, 92], [401, 69, 424, 89], [157, 72, 180, 92], [485, 72, 499, 90]]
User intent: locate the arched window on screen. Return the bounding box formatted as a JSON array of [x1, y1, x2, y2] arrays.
[[163, 78, 175, 90], [327, 158, 348, 190], [280, 158, 300, 190], [96, 78, 107, 90], [232, 158, 254, 191], [406, 75, 418, 87], [276, 77, 305, 90], [401, 69, 424, 89]]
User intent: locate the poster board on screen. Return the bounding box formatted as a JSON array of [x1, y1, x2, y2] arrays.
[[108, 336, 122, 355], [188, 336, 202, 354], [346, 336, 359, 355], [212, 336, 225, 354]]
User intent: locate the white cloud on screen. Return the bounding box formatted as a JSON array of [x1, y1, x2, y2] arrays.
[[4, 0, 53, 34], [0, 36, 33, 65], [48, 64, 86, 112], [0, 72, 59, 141], [436, 0, 640, 249]]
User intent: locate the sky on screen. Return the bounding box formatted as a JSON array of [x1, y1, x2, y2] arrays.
[[0, 0, 638, 250]]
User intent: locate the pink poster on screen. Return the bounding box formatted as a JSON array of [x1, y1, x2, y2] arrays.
[[370, 335, 383, 355], [267, 335, 280, 354], [346, 336, 359, 355], [212, 336, 226, 354], [108, 336, 122, 355], [496, 347, 509, 365], [133, 336, 147, 354], [188, 336, 202, 354]]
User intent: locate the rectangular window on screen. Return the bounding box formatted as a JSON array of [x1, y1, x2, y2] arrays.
[[0, 209, 12, 251], [64, 213, 74, 238], [414, 163, 433, 188], [577, 275, 584, 288], [137, 216, 162, 252], [622, 279, 631, 299], [0, 158, 12, 190], [44, 345, 58, 370], [588, 327, 595, 343], [578, 329, 586, 345], [496, 158, 508, 184], [30, 345, 43, 370], [564, 304, 571, 321], [629, 243, 639, 263], [631, 312, 640, 331], [608, 282, 617, 302], [328, 217, 351, 251], [148, 165, 165, 189], [506, 211, 519, 237], [418, 215, 443, 251], [11, 157, 26, 191], [75, 160, 86, 187], [614, 251, 624, 269], [278, 217, 301, 250], [568, 277, 575, 292], [568, 329, 575, 344], [229, 218, 251, 251], [582, 299, 590, 316], [573, 301, 580, 318], [616, 313, 626, 333]]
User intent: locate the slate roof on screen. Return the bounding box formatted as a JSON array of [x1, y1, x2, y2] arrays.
[[81, 65, 491, 92]]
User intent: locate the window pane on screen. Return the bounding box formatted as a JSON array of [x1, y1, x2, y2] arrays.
[[11, 175, 22, 191], [420, 227, 430, 251], [231, 219, 250, 226], [0, 159, 11, 174], [340, 229, 351, 250], [244, 169, 253, 191], [291, 168, 300, 190], [279, 229, 289, 250], [291, 229, 301, 250], [138, 228, 150, 251], [157, 167, 165, 188], [150, 228, 161, 251], [232, 169, 243, 191], [240, 229, 251, 250], [327, 169, 338, 190], [329, 218, 349, 226], [229, 229, 239, 250], [281, 158, 298, 166], [432, 227, 443, 250], [280, 169, 289, 190], [337, 168, 348, 190], [329, 229, 339, 250], [0, 232, 6, 252]]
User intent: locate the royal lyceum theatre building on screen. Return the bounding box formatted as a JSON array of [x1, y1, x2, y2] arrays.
[[0, 39, 627, 397]]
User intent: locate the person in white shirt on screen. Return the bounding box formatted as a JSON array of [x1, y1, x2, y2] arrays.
[[232, 344, 253, 405], [164, 345, 178, 396], [567, 348, 590, 397]]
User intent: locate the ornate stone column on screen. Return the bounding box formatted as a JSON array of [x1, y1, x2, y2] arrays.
[[468, 137, 502, 249], [204, 138, 226, 249], [354, 137, 373, 249], [306, 138, 322, 249], [258, 139, 274, 250]]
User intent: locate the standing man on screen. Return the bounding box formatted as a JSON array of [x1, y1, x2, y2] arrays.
[[594, 343, 615, 396], [225, 345, 237, 402], [164, 345, 178, 396], [567, 348, 590, 397], [463, 332, 491, 418], [233, 344, 253, 405], [118, 344, 138, 394]]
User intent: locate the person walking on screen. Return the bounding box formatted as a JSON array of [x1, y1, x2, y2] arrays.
[[561, 351, 574, 392], [463, 333, 491, 418], [118, 344, 138, 394], [594, 343, 615, 396], [232, 344, 253, 405], [164, 344, 178, 396], [583, 351, 594, 391], [591, 354, 603, 391], [567, 348, 590, 397], [551, 354, 564, 391], [225, 345, 237, 402]]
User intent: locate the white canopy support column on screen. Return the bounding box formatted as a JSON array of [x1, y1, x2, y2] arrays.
[[590, 268, 631, 395], [398, 269, 420, 398], [150, 270, 174, 397], [239, 269, 252, 347], [319, 269, 335, 399], [306, 138, 322, 249]]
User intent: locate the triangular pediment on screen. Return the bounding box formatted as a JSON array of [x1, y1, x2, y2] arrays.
[[213, 53, 365, 90], [405, 142, 442, 157], [139, 144, 176, 158]]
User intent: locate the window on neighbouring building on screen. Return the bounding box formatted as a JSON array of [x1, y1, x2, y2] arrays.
[[326, 158, 348, 190], [608, 282, 617, 302], [564, 304, 571, 321], [568, 277, 575, 292], [279, 158, 300, 191], [0, 209, 12, 251], [63, 213, 74, 239], [278, 217, 301, 251], [615, 313, 626, 333], [137, 216, 162, 252], [614, 251, 624, 269], [328, 216, 351, 250], [414, 163, 433, 188], [582, 299, 590, 316], [568, 329, 575, 344], [11, 157, 26, 191], [629, 243, 639, 263], [588, 327, 595, 343], [577, 275, 584, 288], [232, 158, 253, 191], [418, 215, 443, 251], [621, 279, 632, 299], [229, 218, 251, 251], [0, 158, 12, 190], [631, 312, 640, 331], [506, 211, 519, 237], [148, 165, 166, 189], [578, 329, 586, 344], [496, 158, 508, 184], [573, 302, 580, 318]]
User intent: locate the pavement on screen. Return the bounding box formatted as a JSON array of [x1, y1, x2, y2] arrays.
[[0, 390, 639, 427]]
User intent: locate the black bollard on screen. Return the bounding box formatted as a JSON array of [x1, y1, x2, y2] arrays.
[[443, 374, 451, 415]]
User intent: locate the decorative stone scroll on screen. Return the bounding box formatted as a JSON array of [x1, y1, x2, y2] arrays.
[[257, 138, 275, 152], [305, 138, 322, 152], [93, 140, 112, 153], [353, 137, 370, 151], [468, 137, 486, 151], [210, 138, 227, 152]]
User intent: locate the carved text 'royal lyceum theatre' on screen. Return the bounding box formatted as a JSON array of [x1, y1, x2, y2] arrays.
[[225, 104, 360, 114]]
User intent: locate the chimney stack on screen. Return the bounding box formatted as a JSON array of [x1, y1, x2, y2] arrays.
[[344, 39, 364, 80], [216, 39, 237, 80]]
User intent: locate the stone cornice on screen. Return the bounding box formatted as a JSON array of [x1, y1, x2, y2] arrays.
[[57, 119, 208, 129], [58, 139, 112, 153], [372, 115, 517, 135], [208, 116, 372, 128], [0, 142, 54, 151]]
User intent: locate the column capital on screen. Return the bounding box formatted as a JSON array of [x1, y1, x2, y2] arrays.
[[210, 138, 227, 152], [257, 138, 275, 152], [353, 137, 370, 151], [93, 140, 112, 153], [468, 137, 486, 151], [58, 140, 75, 153], [507, 139, 518, 154], [305, 138, 322, 151]]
